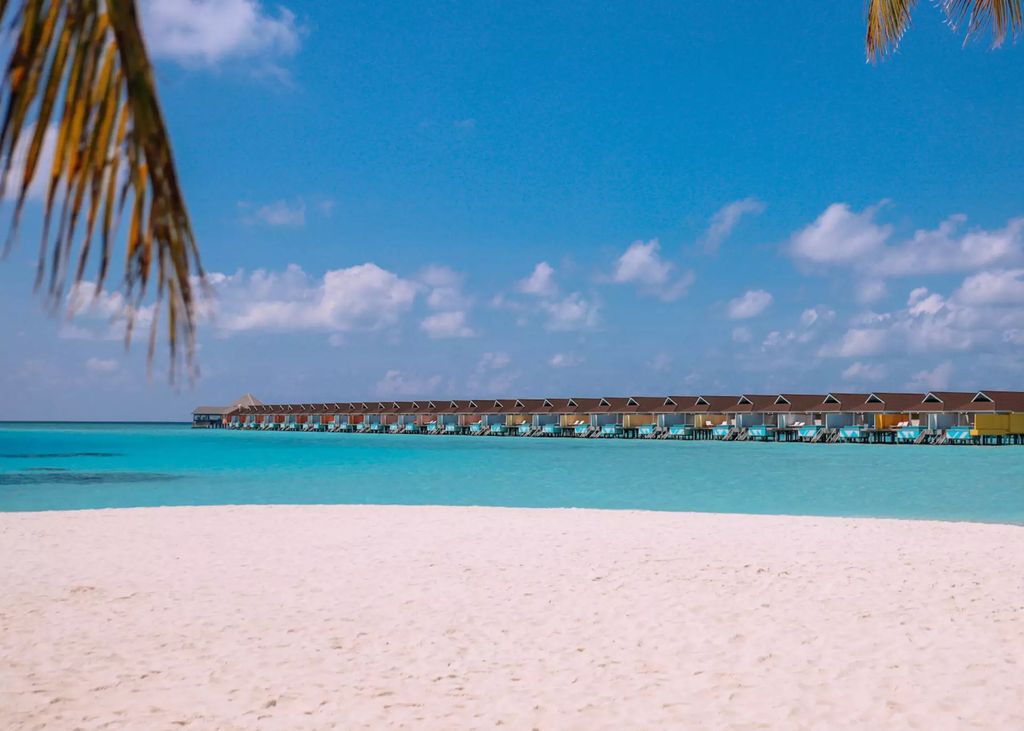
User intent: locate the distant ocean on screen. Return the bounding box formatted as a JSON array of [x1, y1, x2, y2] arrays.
[[1, 422, 1022, 522]]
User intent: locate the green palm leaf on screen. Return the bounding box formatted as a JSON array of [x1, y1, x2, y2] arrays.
[[0, 0, 203, 378]]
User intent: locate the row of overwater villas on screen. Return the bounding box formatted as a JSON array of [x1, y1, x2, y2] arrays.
[[223, 391, 1024, 445]]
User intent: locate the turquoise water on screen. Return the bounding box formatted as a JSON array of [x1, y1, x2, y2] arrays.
[[1, 423, 1023, 522]]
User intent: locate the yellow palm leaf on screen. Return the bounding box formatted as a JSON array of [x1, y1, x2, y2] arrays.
[[0, 0, 203, 379], [867, 0, 1023, 59]]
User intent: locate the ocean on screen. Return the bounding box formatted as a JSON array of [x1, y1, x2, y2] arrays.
[[1, 422, 1022, 522]]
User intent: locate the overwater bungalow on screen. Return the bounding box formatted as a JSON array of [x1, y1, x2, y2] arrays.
[[564, 398, 605, 436], [588, 398, 629, 437], [956, 391, 1024, 444], [615, 397, 662, 437], [728, 395, 777, 440], [915, 392, 975, 441], [657, 397, 700, 438], [814, 393, 871, 441], [690, 395, 739, 438], [854, 393, 926, 443], [763, 394, 826, 440], [525, 399, 561, 435]]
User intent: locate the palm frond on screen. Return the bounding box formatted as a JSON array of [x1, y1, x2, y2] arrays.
[[944, 0, 1024, 47], [867, 0, 1024, 59], [0, 0, 202, 379], [866, 0, 919, 60]]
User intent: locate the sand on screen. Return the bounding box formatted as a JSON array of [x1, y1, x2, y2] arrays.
[[1, 506, 1023, 730]]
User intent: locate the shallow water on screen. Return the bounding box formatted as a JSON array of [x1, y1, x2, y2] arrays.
[[0, 423, 1022, 522]]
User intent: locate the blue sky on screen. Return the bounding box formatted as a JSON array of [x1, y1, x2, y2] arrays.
[[2, 0, 1023, 420]]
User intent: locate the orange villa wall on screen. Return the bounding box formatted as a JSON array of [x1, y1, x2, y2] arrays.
[[623, 414, 655, 428], [874, 414, 910, 430]]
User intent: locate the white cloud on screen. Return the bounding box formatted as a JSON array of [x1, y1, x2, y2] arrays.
[[841, 361, 887, 382], [549, 352, 583, 368], [872, 216, 1024, 276], [821, 328, 888, 358], [541, 293, 600, 331], [907, 287, 945, 316], [141, 0, 301, 66], [208, 263, 417, 334], [420, 310, 475, 339], [856, 280, 887, 304], [468, 352, 517, 394], [243, 199, 305, 226], [62, 282, 156, 341], [415, 266, 475, 337], [703, 197, 765, 252], [611, 239, 693, 301], [726, 289, 773, 319], [478, 351, 511, 371], [909, 361, 955, 391], [375, 369, 442, 397], [800, 307, 834, 328], [517, 262, 558, 297], [791, 203, 1024, 277], [731, 326, 753, 343], [790, 202, 892, 265], [85, 357, 119, 375], [420, 265, 470, 311], [955, 268, 1024, 305]]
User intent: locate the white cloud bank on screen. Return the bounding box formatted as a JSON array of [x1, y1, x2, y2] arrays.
[[790, 202, 1024, 277], [207, 263, 417, 334]]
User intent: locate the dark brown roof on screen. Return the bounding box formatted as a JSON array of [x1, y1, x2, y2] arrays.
[[734, 395, 777, 412], [694, 395, 741, 413], [917, 392, 975, 412], [856, 393, 927, 412], [765, 394, 826, 412], [816, 393, 870, 412], [969, 391, 1024, 412]]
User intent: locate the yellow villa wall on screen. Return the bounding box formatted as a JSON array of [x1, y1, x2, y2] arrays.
[[560, 414, 587, 427], [973, 413, 1024, 435], [505, 414, 529, 426]]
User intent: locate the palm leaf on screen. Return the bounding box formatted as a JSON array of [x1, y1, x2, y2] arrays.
[[0, 0, 203, 379], [867, 0, 1024, 59]]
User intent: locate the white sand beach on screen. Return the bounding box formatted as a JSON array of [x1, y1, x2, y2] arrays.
[[2, 505, 1023, 730]]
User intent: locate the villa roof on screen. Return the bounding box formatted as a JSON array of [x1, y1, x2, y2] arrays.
[[195, 393, 265, 416], [663, 396, 701, 412], [693, 395, 741, 413], [817, 393, 870, 412], [856, 392, 927, 412], [969, 390, 1024, 413], [917, 392, 976, 412], [765, 394, 826, 412], [734, 394, 777, 412]]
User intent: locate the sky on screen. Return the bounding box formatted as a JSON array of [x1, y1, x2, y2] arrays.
[[1, 0, 1023, 420]]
